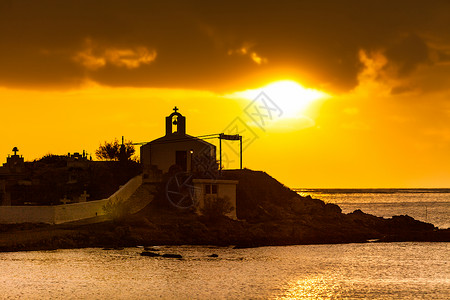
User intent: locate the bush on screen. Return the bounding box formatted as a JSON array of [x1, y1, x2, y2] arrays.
[[96, 139, 136, 161], [102, 197, 133, 222], [200, 196, 234, 222]]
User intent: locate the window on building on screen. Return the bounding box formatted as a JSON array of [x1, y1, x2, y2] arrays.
[[204, 184, 218, 195]]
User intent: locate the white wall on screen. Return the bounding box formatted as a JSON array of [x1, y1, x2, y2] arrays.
[[0, 175, 142, 224], [54, 199, 110, 224]]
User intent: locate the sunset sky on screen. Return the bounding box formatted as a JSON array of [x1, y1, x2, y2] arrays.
[[1, 0, 450, 188]]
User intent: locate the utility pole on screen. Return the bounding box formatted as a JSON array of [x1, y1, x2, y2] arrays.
[[239, 135, 242, 170], [219, 137, 222, 174], [218, 133, 242, 171]]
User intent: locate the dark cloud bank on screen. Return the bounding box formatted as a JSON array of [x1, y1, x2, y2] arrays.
[[0, 0, 449, 92]]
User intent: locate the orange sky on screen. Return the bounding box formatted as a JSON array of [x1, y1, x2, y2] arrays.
[[1, 1, 450, 187]]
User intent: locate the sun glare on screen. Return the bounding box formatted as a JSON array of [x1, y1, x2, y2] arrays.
[[237, 80, 329, 118]]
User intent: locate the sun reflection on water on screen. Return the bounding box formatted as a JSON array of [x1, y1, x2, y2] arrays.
[[275, 275, 344, 299]]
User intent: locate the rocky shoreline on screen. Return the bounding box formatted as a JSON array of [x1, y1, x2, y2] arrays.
[[0, 170, 449, 252], [0, 208, 448, 253]]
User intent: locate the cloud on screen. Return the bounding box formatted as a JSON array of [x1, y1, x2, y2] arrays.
[[227, 44, 267, 65], [73, 39, 157, 70], [350, 50, 392, 97], [250, 52, 267, 65], [384, 34, 430, 76], [0, 0, 449, 93], [390, 85, 414, 95]]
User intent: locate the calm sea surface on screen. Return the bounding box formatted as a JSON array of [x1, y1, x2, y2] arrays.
[[0, 190, 448, 299], [0, 244, 448, 299]]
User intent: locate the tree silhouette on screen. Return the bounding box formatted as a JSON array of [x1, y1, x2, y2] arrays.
[[95, 138, 135, 161]]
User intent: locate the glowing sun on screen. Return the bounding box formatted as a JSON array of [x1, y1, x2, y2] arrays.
[[237, 80, 329, 118]]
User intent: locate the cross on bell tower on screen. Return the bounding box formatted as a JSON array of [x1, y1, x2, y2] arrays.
[[12, 147, 19, 156], [165, 106, 186, 136]]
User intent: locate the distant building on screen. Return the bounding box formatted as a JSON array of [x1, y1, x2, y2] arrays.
[[0, 147, 28, 206], [67, 151, 91, 170], [0, 149, 94, 206], [1, 147, 25, 174], [140, 107, 217, 179]]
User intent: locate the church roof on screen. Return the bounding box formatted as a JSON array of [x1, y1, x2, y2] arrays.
[[147, 133, 215, 147]]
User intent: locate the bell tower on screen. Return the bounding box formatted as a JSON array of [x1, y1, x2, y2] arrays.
[[166, 106, 186, 136]]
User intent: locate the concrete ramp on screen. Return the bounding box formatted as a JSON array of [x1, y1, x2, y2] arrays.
[[108, 175, 143, 204], [124, 183, 158, 214]]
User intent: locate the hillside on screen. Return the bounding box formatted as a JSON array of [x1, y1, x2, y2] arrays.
[[0, 169, 448, 251]]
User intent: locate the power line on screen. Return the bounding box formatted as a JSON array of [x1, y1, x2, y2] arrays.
[[132, 133, 221, 146]]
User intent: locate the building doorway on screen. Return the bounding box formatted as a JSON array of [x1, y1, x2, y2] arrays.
[[175, 151, 187, 171]]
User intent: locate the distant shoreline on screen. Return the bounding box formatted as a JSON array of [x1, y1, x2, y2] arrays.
[[295, 188, 450, 193]]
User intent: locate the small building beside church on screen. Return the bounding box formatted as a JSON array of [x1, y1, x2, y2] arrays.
[[193, 178, 238, 219]]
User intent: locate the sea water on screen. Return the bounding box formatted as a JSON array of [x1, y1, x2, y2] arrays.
[[296, 188, 450, 229], [0, 244, 448, 299], [0, 190, 448, 299]]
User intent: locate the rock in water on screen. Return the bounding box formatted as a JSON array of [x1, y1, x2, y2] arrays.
[[162, 253, 182, 258], [140, 251, 160, 257], [144, 246, 160, 251]]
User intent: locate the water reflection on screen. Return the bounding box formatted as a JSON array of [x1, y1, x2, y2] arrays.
[[278, 275, 343, 299], [0, 243, 448, 299]]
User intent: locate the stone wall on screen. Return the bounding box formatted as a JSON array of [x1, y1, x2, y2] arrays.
[[0, 205, 56, 224], [0, 175, 142, 224]]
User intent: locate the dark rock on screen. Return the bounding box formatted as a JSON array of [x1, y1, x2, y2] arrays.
[[162, 253, 182, 258], [208, 254, 219, 257], [125, 217, 155, 228], [114, 226, 130, 238], [144, 246, 160, 251], [323, 203, 342, 215], [289, 196, 325, 215], [140, 251, 160, 257], [385, 215, 435, 232]]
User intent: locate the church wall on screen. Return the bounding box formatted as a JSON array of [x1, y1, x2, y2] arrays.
[[148, 140, 215, 173]]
